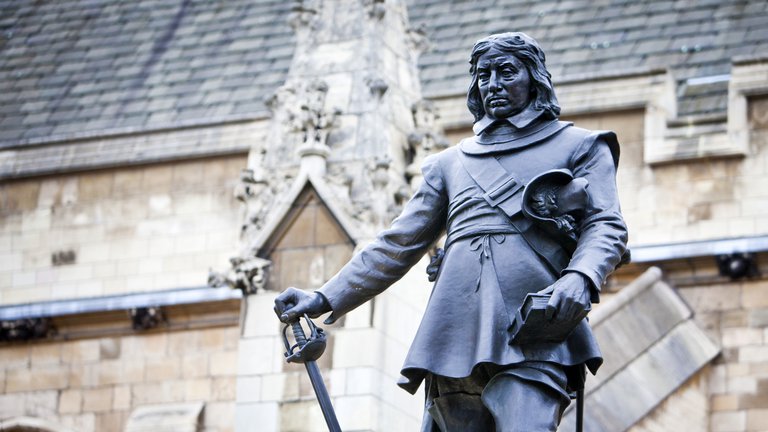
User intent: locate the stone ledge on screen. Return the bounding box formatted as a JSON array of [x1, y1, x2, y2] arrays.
[[0, 287, 242, 343], [0, 120, 267, 180]]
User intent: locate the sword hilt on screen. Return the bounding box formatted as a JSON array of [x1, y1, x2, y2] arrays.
[[282, 314, 327, 364], [291, 320, 308, 346]]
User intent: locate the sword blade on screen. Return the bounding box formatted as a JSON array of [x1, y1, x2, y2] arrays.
[[305, 360, 341, 432]]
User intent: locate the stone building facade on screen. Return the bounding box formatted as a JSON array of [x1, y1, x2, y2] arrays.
[[1, 0, 768, 431]]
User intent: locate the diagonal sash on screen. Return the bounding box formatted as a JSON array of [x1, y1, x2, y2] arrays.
[[457, 149, 571, 275], [459, 152, 525, 218]]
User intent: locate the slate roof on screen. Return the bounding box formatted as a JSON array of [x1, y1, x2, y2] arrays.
[[407, 0, 768, 118], [0, 0, 295, 148], [1, 0, 766, 150]]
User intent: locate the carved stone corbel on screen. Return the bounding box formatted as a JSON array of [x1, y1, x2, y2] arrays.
[[366, 76, 389, 100], [0, 318, 54, 342], [129, 307, 166, 331], [208, 255, 272, 295]]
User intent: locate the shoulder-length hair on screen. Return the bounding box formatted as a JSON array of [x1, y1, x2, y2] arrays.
[[467, 32, 560, 123]]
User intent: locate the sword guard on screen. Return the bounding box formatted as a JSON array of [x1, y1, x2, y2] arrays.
[[282, 314, 327, 364]]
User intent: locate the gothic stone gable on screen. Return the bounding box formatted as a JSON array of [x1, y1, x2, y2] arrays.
[[259, 184, 354, 292]]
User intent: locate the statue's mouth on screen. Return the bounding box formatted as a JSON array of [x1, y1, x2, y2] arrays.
[[488, 97, 508, 107]]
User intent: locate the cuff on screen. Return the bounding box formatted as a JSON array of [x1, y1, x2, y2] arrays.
[[562, 268, 601, 304]]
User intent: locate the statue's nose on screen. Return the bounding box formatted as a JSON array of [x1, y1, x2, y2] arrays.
[[489, 71, 502, 91]]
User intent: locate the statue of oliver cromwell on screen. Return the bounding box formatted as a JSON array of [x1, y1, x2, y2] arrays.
[[275, 32, 628, 432]]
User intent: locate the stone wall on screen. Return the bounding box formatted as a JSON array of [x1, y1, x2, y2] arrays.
[[0, 325, 239, 431], [0, 154, 246, 305], [680, 277, 768, 432]]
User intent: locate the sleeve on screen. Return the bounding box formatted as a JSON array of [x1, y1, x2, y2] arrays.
[[563, 132, 628, 303], [317, 154, 448, 323]]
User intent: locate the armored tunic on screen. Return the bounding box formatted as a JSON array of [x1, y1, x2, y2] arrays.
[[318, 109, 628, 395]]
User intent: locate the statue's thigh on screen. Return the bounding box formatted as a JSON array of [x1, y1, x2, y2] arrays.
[[480, 368, 570, 432], [427, 391, 494, 432], [424, 372, 494, 432]]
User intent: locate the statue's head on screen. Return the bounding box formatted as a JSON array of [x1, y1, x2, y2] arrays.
[[467, 32, 560, 123]]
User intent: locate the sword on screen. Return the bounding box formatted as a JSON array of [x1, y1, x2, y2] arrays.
[[281, 314, 341, 432]]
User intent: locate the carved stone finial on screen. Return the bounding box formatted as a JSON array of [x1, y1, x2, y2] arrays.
[[291, 80, 341, 149], [284, 79, 342, 175]]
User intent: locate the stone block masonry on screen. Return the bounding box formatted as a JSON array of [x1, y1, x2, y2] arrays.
[[0, 154, 247, 305], [0, 325, 240, 432]]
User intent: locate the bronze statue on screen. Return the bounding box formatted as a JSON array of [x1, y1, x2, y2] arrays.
[[275, 32, 628, 432]]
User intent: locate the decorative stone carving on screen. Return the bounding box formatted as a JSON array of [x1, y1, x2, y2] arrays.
[[51, 249, 76, 266], [365, 157, 410, 229], [294, 80, 341, 152], [365, 0, 386, 20], [289, 0, 319, 31], [0, 318, 54, 342], [265, 82, 304, 160], [407, 24, 432, 57], [406, 100, 449, 185], [129, 307, 165, 331], [366, 76, 389, 100], [208, 255, 272, 295], [235, 167, 273, 238]]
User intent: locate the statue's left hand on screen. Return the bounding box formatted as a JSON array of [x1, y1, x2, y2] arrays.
[[537, 273, 591, 322]]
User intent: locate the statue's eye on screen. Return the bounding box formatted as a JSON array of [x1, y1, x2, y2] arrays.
[[501, 67, 517, 77]]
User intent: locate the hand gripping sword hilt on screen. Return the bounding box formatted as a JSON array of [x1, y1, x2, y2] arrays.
[[282, 314, 327, 364]]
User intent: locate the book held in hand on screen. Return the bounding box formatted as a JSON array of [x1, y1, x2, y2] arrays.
[[508, 293, 589, 345]]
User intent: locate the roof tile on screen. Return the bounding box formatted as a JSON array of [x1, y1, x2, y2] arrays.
[[1, 0, 765, 148], [0, 0, 295, 147]]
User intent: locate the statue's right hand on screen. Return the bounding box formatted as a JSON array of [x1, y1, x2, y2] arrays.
[[274, 287, 331, 323]]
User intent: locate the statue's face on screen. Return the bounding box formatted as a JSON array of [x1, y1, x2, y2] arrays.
[[476, 48, 532, 119]]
